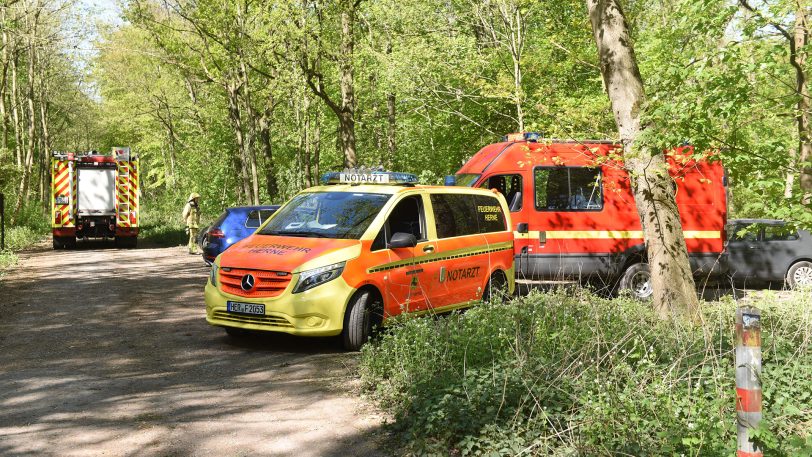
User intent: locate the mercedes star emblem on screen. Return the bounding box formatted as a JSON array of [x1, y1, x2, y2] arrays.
[[241, 274, 255, 291]]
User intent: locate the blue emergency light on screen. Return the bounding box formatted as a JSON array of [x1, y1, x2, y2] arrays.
[[321, 171, 419, 185], [500, 132, 542, 143]]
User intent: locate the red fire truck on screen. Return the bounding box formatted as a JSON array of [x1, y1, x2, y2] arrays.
[[453, 132, 727, 298], [51, 148, 140, 249]]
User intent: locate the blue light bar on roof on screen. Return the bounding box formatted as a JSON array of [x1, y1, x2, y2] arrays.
[[321, 171, 419, 185], [500, 132, 542, 142]]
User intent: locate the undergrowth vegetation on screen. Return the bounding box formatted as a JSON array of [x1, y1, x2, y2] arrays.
[[0, 203, 49, 273], [360, 290, 812, 456]]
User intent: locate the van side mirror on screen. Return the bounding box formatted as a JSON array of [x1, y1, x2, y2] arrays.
[[517, 223, 529, 233], [444, 175, 457, 186], [388, 232, 417, 249]]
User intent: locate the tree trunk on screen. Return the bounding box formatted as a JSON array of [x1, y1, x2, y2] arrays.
[[793, 7, 812, 205], [10, 49, 22, 169], [586, 0, 699, 318], [13, 15, 39, 223], [387, 92, 396, 169], [313, 107, 321, 180], [303, 93, 312, 187], [258, 98, 278, 200], [0, 7, 9, 153], [339, 0, 357, 168], [225, 80, 252, 204]]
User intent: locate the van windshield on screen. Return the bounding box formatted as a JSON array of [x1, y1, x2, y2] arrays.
[[455, 174, 481, 187], [258, 192, 391, 239]]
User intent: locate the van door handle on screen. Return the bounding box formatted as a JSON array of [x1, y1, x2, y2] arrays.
[[539, 231, 547, 245], [423, 245, 435, 253]]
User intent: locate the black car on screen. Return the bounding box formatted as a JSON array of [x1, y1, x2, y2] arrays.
[[726, 219, 812, 289]]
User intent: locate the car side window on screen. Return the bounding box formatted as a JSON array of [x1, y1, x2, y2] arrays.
[[729, 224, 759, 242], [534, 167, 603, 211], [430, 194, 479, 238], [763, 225, 799, 241], [372, 196, 426, 250], [245, 210, 264, 228], [480, 174, 522, 212], [474, 195, 507, 233]]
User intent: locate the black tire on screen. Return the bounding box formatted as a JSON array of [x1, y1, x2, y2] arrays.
[[786, 261, 812, 289], [342, 290, 383, 351], [224, 327, 250, 338], [53, 236, 75, 250], [617, 263, 653, 300], [115, 236, 137, 249], [482, 271, 509, 303]]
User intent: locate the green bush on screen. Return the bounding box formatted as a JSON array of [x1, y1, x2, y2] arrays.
[[360, 290, 812, 456]]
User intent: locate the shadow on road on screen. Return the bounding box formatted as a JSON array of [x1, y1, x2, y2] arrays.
[[0, 246, 385, 456]]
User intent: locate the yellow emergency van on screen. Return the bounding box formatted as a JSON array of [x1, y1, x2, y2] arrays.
[[205, 171, 514, 350]]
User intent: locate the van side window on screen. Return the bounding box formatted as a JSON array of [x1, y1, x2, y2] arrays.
[[431, 194, 479, 238], [474, 195, 507, 233], [534, 167, 603, 211], [479, 174, 522, 212], [372, 195, 426, 250]]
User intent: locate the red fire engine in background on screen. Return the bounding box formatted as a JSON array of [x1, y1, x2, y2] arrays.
[[51, 147, 140, 249], [453, 132, 727, 298]]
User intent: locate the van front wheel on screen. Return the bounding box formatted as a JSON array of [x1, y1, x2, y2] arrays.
[[618, 263, 653, 300], [342, 290, 382, 351]]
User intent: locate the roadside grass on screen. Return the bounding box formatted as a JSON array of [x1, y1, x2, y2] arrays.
[[0, 225, 49, 274], [360, 290, 812, 456]]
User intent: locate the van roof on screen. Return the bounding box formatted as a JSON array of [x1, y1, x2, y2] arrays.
[[458, 140, 622, 175], [302, 184, 503, 196]]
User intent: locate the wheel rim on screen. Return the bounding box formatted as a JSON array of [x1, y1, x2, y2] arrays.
[[793, 266, 812, 287], [629, 271, 653, 298]]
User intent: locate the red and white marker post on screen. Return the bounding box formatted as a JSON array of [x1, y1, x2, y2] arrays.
[[736, 306, 763, 457]]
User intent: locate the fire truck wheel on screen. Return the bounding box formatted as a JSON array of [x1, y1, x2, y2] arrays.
[[787, 261, 812, 289], [342, 289, 382, 351], [224, 327, 250, 338], [483, 271, 509, 303], [618, 263, 653, 300], [115, 237, 138, 249]]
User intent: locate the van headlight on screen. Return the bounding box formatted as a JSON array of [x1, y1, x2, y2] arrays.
[[293, 262, 345, 293], [210, 263, 219, 286]]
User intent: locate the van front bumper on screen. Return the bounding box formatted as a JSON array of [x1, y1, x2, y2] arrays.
[[204, 278, 353, 336]]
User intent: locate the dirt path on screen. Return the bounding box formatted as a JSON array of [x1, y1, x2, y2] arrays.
[[0, 240, 386, 456]]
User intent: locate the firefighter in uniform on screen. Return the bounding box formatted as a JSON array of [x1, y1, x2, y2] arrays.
[[182, 192, 201, 254]]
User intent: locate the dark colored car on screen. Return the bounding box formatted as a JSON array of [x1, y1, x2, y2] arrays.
[[202, 205, 280, 264], [726, 219, 812, 289]]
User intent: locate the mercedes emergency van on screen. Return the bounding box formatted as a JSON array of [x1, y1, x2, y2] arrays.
[[205, 172, 515, 350]]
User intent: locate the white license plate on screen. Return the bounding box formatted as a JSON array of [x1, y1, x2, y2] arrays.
[[227, 301, 265, 315]]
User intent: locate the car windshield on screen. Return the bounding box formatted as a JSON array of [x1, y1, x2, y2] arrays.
[[455, 173, 481, 187], [258, 192, 391, 239]]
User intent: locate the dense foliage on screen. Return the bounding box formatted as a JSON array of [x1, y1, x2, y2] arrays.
[[2, 0, 812, 231], [361, 290, 812, 455]]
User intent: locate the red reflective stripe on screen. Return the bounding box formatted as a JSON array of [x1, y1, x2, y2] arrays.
[[736, 388, 762, 412], [54, 172, 69, 188], [737, 451, 763, 457]]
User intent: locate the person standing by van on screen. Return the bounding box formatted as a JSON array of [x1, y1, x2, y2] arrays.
[[182, 192, 201, 254]]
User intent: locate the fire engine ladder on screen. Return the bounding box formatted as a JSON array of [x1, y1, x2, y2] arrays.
[[116, 161, 131, 227]]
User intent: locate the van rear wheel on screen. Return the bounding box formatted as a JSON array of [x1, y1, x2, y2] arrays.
[[342, 290, 382, 351], [483, 271, 509, 303], [618, 263, 653, 300]]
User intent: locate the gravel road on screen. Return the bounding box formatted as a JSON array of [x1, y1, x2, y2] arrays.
[[0, 240, 386, 456]]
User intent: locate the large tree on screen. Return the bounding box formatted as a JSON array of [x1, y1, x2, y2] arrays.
[[586, 0, 699, 318]]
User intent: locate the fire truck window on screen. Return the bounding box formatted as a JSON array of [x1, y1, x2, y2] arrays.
[[383, 196, 425, 243], [534, 167, 603, 211], [480, 174, 522, 212], [474, 195, 507, 233], [431, 194, 479, 238]]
